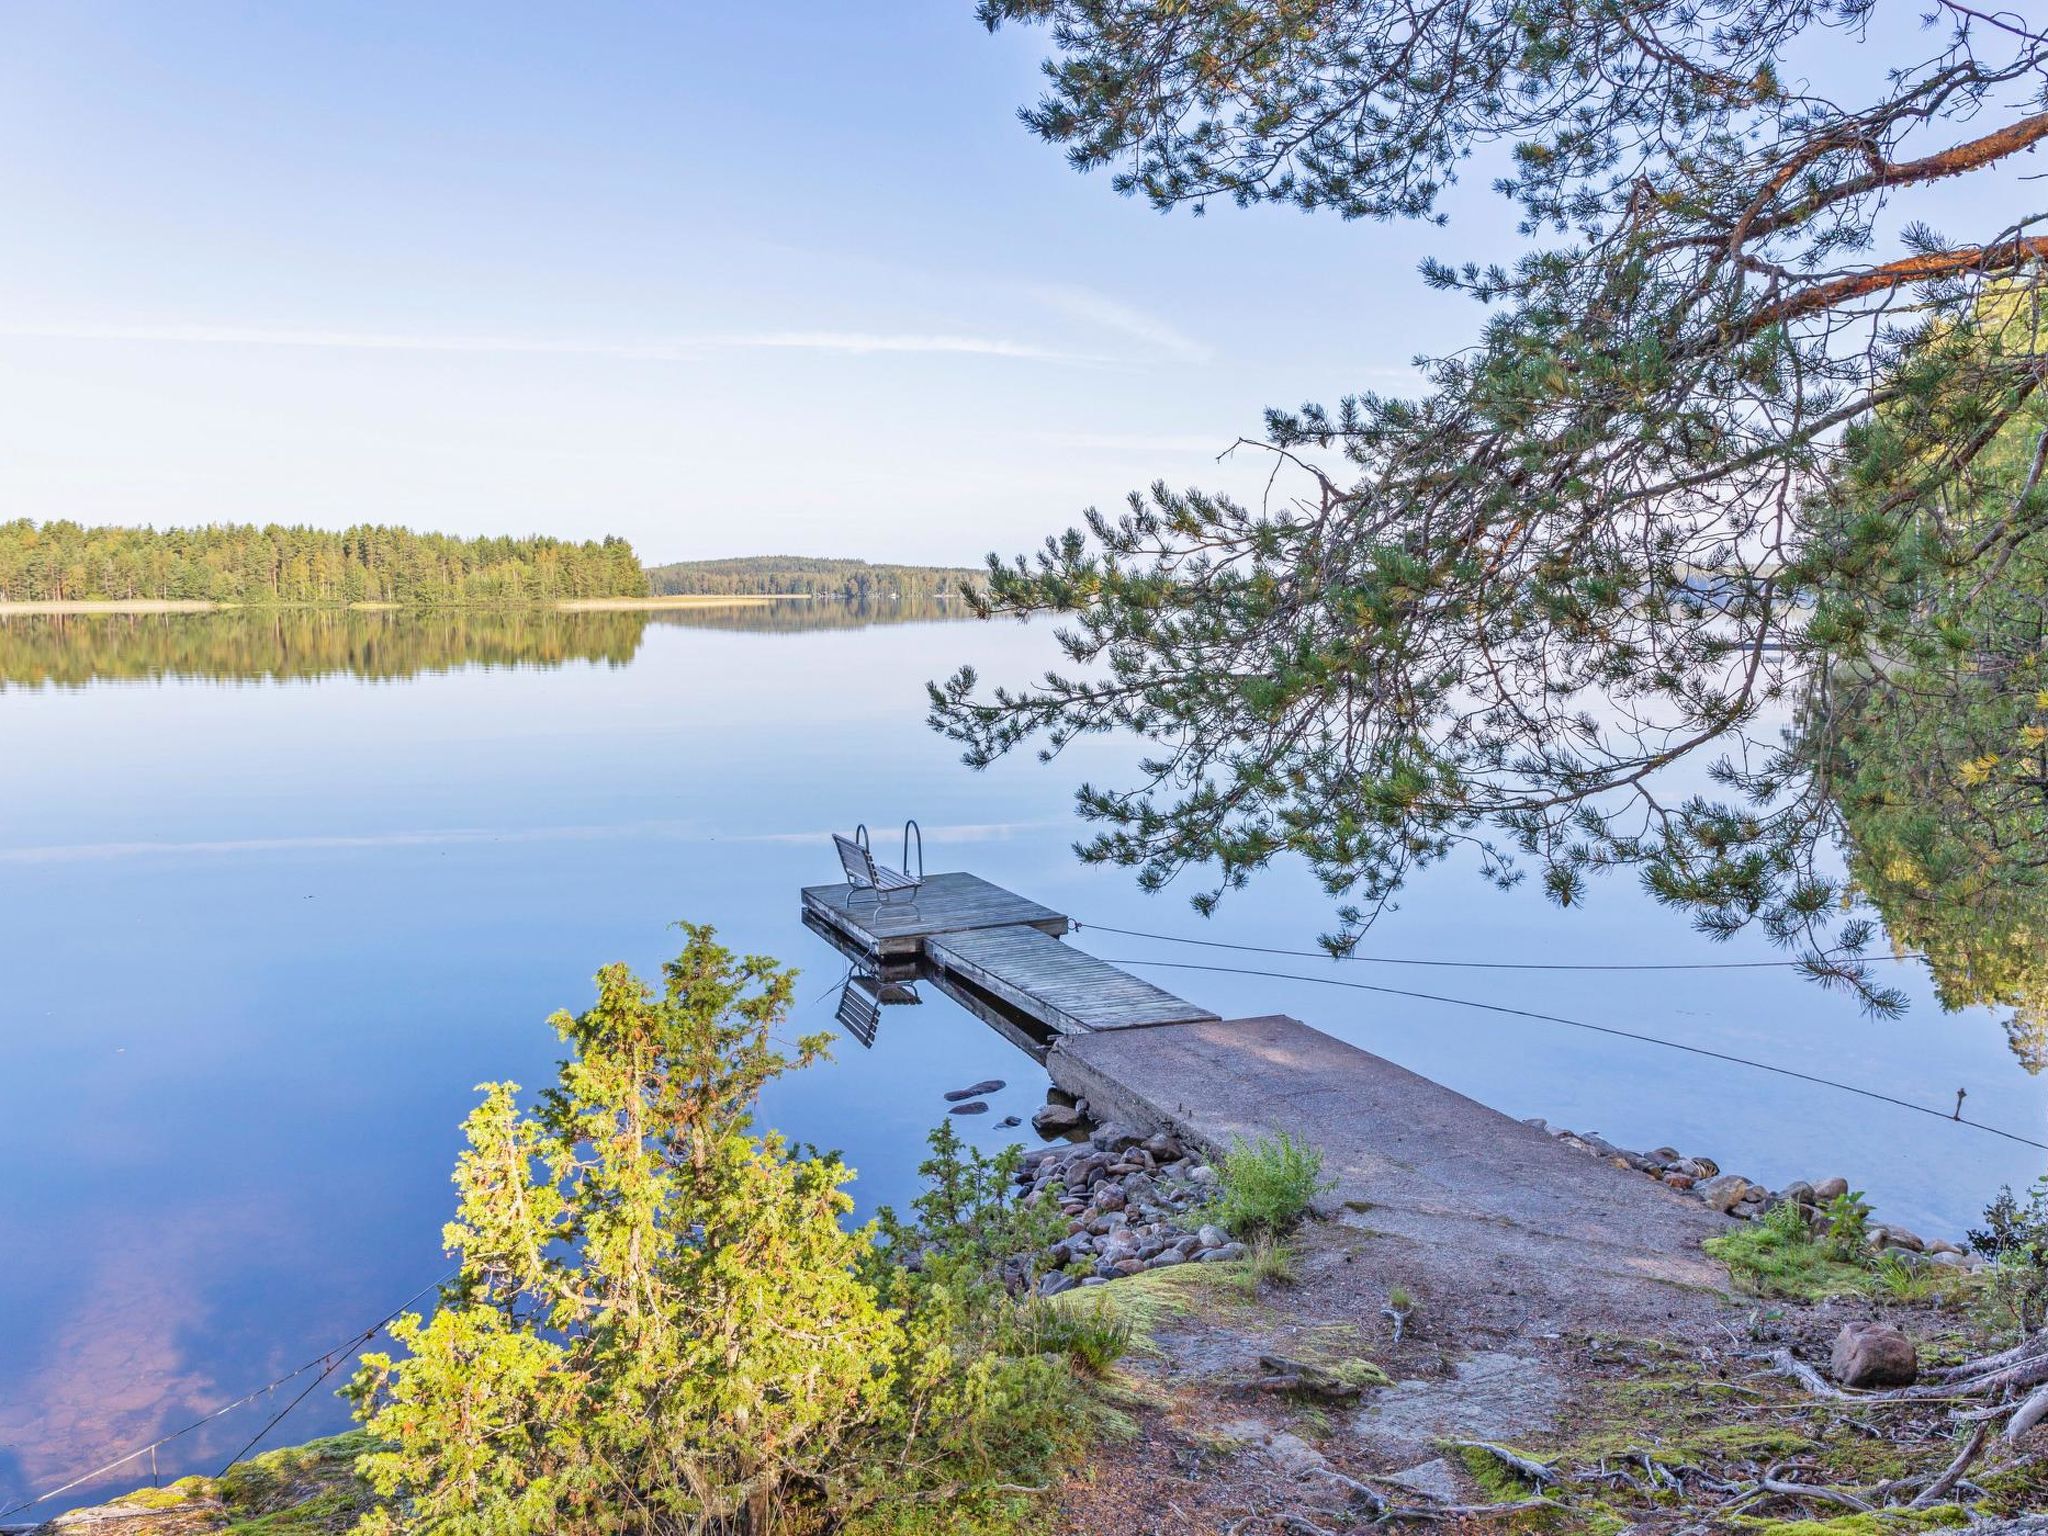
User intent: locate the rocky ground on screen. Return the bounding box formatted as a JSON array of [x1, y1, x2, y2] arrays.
[[1043, 1211, 2044, 1533]]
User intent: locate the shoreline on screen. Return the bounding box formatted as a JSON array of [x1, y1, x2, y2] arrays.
[[0, 594, 813, 616]]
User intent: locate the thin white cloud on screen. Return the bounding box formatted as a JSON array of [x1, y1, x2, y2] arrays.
[[0, 817, 1067, 865], [0, 322, 1094, 364], [1030, 284, 1212, 363]]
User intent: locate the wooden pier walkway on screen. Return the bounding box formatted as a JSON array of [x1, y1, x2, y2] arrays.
[[800, 870, 1217, 1040]]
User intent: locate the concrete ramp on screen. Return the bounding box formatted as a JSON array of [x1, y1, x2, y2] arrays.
[[1050, 1014, 1735, 1331]]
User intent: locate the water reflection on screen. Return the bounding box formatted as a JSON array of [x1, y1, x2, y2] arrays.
[[0, 596, 975, 688]]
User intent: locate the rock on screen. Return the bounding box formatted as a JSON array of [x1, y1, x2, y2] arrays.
[[1094, 1184, 1127, 1212], [1189, 1164, 1219, 1186], [1121, 1171, 1159, 1206], [1202, 1242, 1248, 1263], [1831, 1322, 1918, 1388], [1927, 1250, 1968, 1268], [1662, 1171, 1695, 1191], [1112, 1257, 1145, 1277], [1091, 1124, 1144, 1153], [1148, 1248, 1187, 1268], [1143, 1132, 1182, 1160], [1037, 1271, 1079, 1297], [1648, 1146, 1681, 1164], [1927, 1238, 1965, 1256], [997, 1115, 1020, 1128], [948, 1101, 989, 1115], [1197, 1224, 1229, 1250], [1384, 1458, 1464, 1504], [1813, 1176, 1849, 1202], [1696, 1173, 1754, 1212], [1031, 1103, 1085, 1136], [1877, 1226, 1925, 1253], [945, 1079, 1005, 1101], [1781, 1179, 1816, 1208]]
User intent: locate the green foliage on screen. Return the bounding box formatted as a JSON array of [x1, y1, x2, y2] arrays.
[[0, 518, 645, 606], [943, 4, 2048, 1010], [1210, 1132, 1329, 1240], [1705, 1202, 1872, 1301], [1013, 1294, 1134, 1375], [647, 556, 980, 606], [348, 927, 1087, 1536], [1969, 1179, 2048, 1333], [1822, 1190, 1873, 1263]]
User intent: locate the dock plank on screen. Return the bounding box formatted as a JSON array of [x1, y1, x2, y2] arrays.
[[925, 925, 1218, 1034], [800, 871, 1070, 959]]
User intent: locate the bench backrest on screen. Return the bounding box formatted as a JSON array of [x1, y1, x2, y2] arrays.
[[833, 832, 879, 888]]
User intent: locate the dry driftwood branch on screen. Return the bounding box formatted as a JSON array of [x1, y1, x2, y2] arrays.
[[1909, 1422, 1991, 1508], [2007, 1382, 2048, 1443]]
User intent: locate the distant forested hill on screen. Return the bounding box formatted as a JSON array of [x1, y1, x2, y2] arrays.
[[0, 519, 646, 606], [645, 556, 982, 604]]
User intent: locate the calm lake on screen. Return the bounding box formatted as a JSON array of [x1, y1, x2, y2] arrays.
[[2, 603, 2042, 1515]]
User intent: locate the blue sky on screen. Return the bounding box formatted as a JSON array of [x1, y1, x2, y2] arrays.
[[0, 2, 2029, 563]]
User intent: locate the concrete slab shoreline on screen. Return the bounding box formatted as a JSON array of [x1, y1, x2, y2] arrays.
[[1049, 1013, 1735, 1331]]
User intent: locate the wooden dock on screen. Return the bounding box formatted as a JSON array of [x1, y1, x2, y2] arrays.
[[800, 871, 1216, 1044]]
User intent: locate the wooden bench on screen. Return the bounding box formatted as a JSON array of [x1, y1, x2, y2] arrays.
[[833, 831, 923, 913]]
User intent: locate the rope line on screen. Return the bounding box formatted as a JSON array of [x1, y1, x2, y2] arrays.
[[1076, 919, 1926, 972], [0, 1267, 454, 1521], [1096, 955, 2048, 1152]]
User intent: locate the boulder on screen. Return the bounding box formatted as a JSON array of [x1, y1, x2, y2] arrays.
[[1202, 1242, 1249, 1263], [1696, 1173, 1754, 1212], [1031, 1102, 1085, 1136], [1037, 1271, 1079, 1297], [1876, 1226, 1925, 1254], [947, 1100, 988, 1115], [1197, 1224, 1229, 1250], [1662, 1171, 1696, 1191], [1831, 1322, 1918, 1389], [1812, 1176, 1850, 1202], [1148, 1248, 1187, 1268], [1781, 1179, 1816, 1208]]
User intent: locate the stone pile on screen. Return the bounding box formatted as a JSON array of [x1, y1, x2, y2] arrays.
[[1531, 1120, 1981, 1266], [1009, 1123, 1245, 1297]]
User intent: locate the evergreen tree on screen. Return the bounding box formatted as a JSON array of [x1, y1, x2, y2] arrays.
[[0, 520, 648, 606], [934, 2, 2048, 1003]]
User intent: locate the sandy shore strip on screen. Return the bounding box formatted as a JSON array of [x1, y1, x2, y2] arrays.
[[0, 598, 226, 614]]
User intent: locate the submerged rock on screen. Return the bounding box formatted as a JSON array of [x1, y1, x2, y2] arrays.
[[1031, 1102, 1085, 1135], [947, 1100, 989, 1115], [944, 1079, 1005, 1101]]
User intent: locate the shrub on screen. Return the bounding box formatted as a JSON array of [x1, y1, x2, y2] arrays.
[[1822, 1189, 1874, 1261], [1211, 1132, 1331, 1238], [1706, 1200, 1872, 1300], [349, 926, 1087, 1536], [1015, 1295, 1134, 1375], [1970, 1179, 2048, 1334]]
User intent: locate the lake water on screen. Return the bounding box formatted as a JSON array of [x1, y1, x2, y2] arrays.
[[2, 604, 2042, 1516]]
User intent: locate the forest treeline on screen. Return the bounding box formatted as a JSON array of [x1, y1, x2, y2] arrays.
[[646, 555, 981, 603], [0, 608, 654, 688], [0, 520, 647, 606]]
